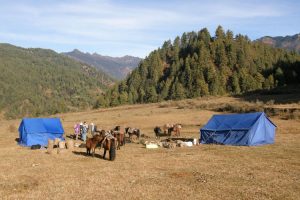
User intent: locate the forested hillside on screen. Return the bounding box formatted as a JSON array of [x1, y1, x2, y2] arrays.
[[0, 43, 114, 119], [103, 26, 300, 107], [64, 49, 142, 80]]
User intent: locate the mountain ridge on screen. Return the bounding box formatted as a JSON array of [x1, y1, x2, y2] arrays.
[[63, 49, 142, 80], [257, 33, 300, 53]]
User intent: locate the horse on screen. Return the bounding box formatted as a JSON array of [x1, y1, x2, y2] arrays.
[[154, 126, 164, 138], [125, 127, 141, 141], [86, 133, 105, 157], [156, 124, 182, 138], [102, 132, 117, 161], [173, 124, 182, 137], [170, 124, 182, 137], [162, 124, 173, 135], [112, 126, 125, 150]]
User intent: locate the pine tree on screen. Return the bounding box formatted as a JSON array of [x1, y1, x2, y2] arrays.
[[145, 86, 158, 102], [263, 74, 275, 89], [138, 88, 145, 103], [215, 25, 225, 40], [119, 92, 128, 104], [198, 28, 211, 48], [174, 82, 186, 100], [275, 67, 285, 86], [160, 79, 171, 100], [231, 72, 241, 94]]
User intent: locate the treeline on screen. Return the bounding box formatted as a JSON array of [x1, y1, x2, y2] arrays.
[[0, 43, 114, 119], [100, 26, 300, 107]]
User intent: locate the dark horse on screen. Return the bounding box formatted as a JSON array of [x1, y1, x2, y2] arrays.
[[86, 133, 105, 157], [102, 133, 117, 161], [154, 126, 167, 138]]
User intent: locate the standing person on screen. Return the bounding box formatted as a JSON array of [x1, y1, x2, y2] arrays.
[[82, 121, 88, 142], [74, 123, 80, 140], [90, 123, 95, 137], [79, 122, 83, 139]]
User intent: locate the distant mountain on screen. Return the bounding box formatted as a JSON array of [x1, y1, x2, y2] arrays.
[[257, 33, 300, 53], [0, 43, 114, 119], [63, 49, 142, 80]]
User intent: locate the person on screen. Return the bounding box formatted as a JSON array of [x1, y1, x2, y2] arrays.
[[81, 121, 88, 142], [73, 123, 80, 140], [90, 123, 95, 137], [79, 122, 83, 137]]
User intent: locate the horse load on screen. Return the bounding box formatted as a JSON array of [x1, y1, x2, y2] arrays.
[[125, 127, 141, 142]]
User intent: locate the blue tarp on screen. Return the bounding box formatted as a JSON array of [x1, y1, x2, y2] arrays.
[[200, 112, 276, 146], [18, 118, 64, 147]]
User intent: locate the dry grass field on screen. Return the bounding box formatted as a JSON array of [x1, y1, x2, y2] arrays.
[[0, 97, 299, 200]]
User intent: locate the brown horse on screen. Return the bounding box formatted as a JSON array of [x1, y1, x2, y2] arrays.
[[102, 134, 117, 161], [113, 131, 125, 150], [86, 133, 105, 157], [112, 126, 125, 150], [162, 124, 182, 137], [170, 124, 182, 137]]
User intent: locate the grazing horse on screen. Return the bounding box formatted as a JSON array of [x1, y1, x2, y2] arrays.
[[86, 134, 105, 157]]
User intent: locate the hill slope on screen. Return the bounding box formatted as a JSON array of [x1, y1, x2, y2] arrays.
[[64, 49, 142, 80], [0, 43, 114, 119], [104, 26, 300, 107], [257, 33, 300, 53]]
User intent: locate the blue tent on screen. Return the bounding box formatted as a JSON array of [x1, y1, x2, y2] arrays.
[[18, 118, 64, 147], [200, 112, 276, 146]]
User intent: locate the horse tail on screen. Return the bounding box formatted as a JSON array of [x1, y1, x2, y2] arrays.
[[109, 139, 116, 161]]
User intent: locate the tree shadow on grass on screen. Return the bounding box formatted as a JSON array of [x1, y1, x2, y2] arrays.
[[235, 85, 300, 104]]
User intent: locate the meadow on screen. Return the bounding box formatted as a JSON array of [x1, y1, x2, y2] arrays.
[[0, 96, 299, 199]]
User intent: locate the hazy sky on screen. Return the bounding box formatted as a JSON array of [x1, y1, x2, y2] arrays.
[[1, 0, 299, 57]]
